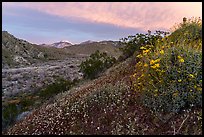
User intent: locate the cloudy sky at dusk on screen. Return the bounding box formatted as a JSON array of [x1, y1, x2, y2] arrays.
[[2, 2, 202, 44]]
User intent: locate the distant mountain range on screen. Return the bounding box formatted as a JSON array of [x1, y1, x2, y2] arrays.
[[79, 40, 96, 45], [39, 40, 122, 49], [63, 40, 123, 58], [40, 40, 73, 48], [2, 31, 124, 68]]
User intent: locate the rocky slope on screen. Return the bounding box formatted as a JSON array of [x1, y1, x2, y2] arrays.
[[2, 31, 73, 69], [2, 31, 123, 69], [64, 40, 123, 59], [2, 57, 86, 99]]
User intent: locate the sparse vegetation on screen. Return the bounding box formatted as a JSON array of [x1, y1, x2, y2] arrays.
[[2, 77, 78, 132], [38, 77, 76, 99], [2, 103, 19, 130], [80, 50, 116, 79]]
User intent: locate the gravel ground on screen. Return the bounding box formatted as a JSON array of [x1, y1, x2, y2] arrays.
[[2, 57, 86, 99]]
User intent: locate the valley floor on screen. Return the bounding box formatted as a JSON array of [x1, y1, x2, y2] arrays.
[[2, 57, 86, 98]]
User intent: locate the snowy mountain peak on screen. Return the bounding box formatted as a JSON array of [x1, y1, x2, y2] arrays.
[[59, 40, 73, 44], [40, 40, 73, 48]]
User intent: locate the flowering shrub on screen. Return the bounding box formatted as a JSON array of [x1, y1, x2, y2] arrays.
[[131, 18, 202, 113], [169, 17, 202, 46], [118, 30, 169, 61]]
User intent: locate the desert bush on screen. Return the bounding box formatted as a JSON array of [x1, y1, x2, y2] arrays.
[[131, 17, 202, 113], [169, 17, 202, 46], [38, 77, 74, 98], [119, 30, 169, 60], [80, 50, 116, 79], [2, 103, 19, 130]]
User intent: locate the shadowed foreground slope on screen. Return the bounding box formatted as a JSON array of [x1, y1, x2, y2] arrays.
[[4, 57, 202, 135]]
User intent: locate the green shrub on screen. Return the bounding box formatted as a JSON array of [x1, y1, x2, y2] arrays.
[[38, 78, 74, 98], [119, 30, 169, 60], [169, 17, 202, 46], [2, 103, 19, 130], [80, 50, 116, 79], [131, 18, 202, 113]]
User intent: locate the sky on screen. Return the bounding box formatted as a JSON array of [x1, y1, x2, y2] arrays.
[[2, 2, 202, 45]]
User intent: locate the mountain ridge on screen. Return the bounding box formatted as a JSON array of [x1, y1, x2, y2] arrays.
[[2, 31, 123, 68], [40, 40, 73, 48]]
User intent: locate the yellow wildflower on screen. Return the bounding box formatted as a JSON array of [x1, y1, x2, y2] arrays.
[[137, 61, 142, 66], [155, 63, 160, 68], [160, 50, 164, 54], [161, 70, 165, 73], [179, 59, 184, 63], [155, 59, 161, 62], [179, 58, 184, 63], [136, 54, 142, 58], [151, 63, 160, 69], [143, 49, 150, 54], [178, 56, 185, 63], [133, 73, 137, 78], [151, 65, 156, 69], [144, 63, 148, 67], [150, 60, 154, 65], [189, 74, 195, 78], [150, 59, 160, 65], [161, 46, 165, 49], [178, 79, 182, 82], [140, 46, 146, 50], [178, 55, 182, 59]]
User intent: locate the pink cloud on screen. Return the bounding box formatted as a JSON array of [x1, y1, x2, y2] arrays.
[[3, 2, 202, 32]]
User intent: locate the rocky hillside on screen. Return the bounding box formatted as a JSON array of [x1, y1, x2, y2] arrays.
[[2, 31, 73, 68], [2, 31, 123, 68], [64, 40, 123, 59], [4, 57, 202, 135]]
